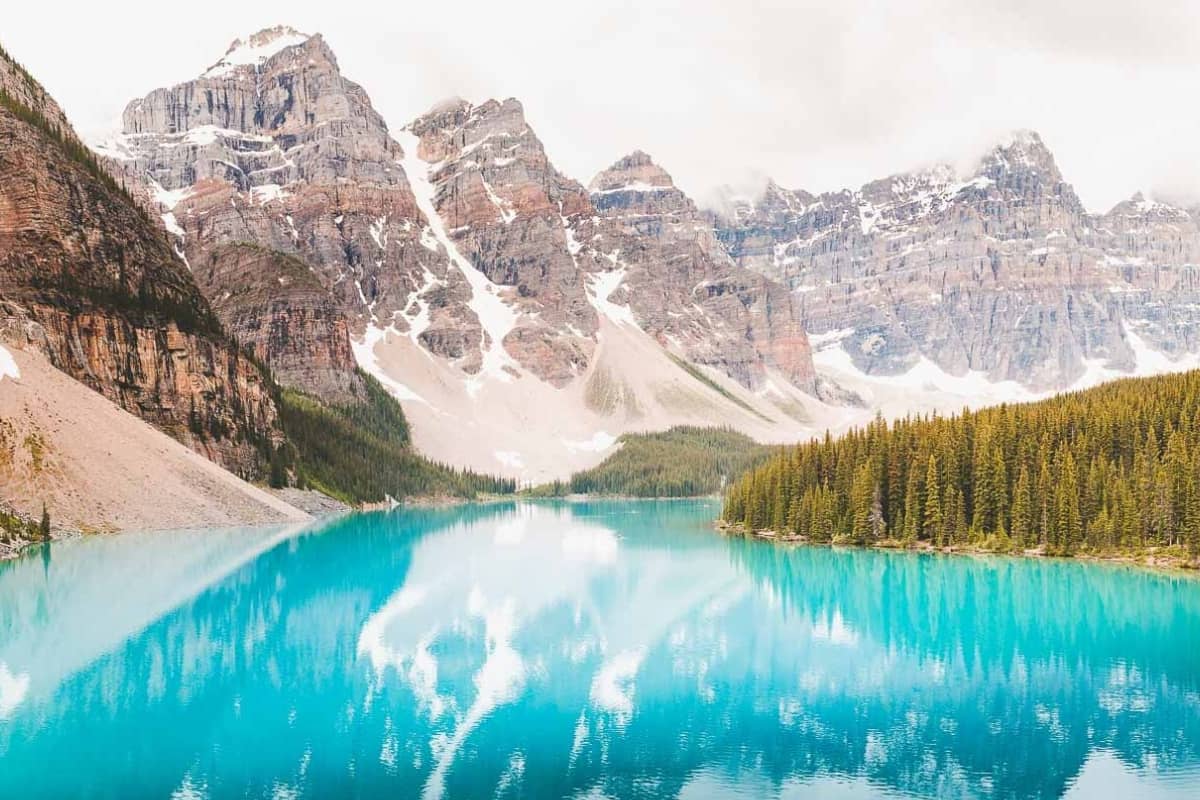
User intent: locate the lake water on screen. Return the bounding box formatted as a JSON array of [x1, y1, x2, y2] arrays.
[[1, 499, 1198, 799]]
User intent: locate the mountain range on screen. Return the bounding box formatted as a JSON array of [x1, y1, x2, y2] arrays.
[[712, 131, 1200, 404], [6, 24, 1200, 517], [96, 26, 822, 481]]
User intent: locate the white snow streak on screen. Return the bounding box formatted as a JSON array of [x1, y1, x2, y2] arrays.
[[396, 130, 519, 384], [160, 212, 185, 238], [0, 345, 19, 382], [148, 180, 192, 212], [592, 181, 671, 195], [481, 178, 516, 224]]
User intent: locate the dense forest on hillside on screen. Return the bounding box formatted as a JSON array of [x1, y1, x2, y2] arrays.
[[278, 372, 516, 503], [530, 426, 772, 497], [725, 370, 1200, 558]]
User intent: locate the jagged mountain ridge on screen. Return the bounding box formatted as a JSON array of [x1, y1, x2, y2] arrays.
[[100, 26, 416, 402], [579, 150, 815, 393], [713, 131, 1200, 393], [99, 27, 823, 481]]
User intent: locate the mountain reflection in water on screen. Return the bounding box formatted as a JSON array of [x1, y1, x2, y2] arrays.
[[0, 500, 1197, 799]]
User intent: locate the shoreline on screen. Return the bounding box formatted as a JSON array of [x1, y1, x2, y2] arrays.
[[518, 492, 722, 502], [715, 520, 1200, 576], [8, 498, 1196, 578], [0, 493, 721, 561]]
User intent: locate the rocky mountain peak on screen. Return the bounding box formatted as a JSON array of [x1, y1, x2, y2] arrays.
[[410, 97, 533, 163], [976, 128, 1066, 184], [589, 150, 676, 193], [97, 26, 427, 403], [203, 26, 314, 78], [761, 178, 814, 209], [1104, 191, 1195, 225], [587, 151, 694, 219]]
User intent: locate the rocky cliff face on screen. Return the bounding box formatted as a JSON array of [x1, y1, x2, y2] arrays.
[[99, 27, 439, 403], [580, 151, 815, 392], [195, 243, 363, 403], [404, 98, 597, 385], [714, 131, 1200, 390], [0, 49, 282, 478]]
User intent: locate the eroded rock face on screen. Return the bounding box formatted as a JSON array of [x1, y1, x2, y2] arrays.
[[195, 244, 365, 403], [0, 52, 281, 478], [100, 28, 471, 399], [714, 131, 1200, 390], [407, 98, 597, 386], [580, 152, 816, 392]]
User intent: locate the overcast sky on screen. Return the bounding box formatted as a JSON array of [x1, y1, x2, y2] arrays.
[[5, 1, 1199, 211]]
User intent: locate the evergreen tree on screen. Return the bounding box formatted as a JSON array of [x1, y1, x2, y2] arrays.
[[1011, 464, 1033, 547], [1056, 449, 1083, 555], [990, 445, 1009, 535], [923, 454, 942, 545], [850, 460, 877, 545], [1037, 461, 1055, 548], [902, 463, 922, 543]]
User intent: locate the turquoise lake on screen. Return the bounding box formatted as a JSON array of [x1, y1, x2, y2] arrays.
[[1, 499, 1199, 799]]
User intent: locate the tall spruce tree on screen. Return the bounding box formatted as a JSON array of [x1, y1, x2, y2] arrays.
[[923, 455, 942, 544]]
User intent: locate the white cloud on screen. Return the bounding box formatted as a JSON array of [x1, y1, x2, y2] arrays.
[[3, 0, 1198, 212]]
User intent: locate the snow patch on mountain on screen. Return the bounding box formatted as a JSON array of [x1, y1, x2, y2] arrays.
[[815, 342, 1038, 408], [586, 267, 636, 327], [203, 27, 310, 78], [563, 431, 618, 453], [0, 345, 20, 382], [249, 184, 289, 206]]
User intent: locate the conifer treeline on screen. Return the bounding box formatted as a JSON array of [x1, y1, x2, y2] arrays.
[[531, 426, 770, 497], [724, 370, 1200, 556], [278, 373, 516, 503]]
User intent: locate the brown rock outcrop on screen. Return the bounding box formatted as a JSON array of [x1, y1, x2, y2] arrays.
[[195, 243, 365, 403], [0, 50, 282, 478]]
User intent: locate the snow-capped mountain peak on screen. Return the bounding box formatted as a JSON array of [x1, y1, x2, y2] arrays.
[[203, 26, 311, 78]]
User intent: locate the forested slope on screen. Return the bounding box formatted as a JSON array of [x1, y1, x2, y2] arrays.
[[531, 427, 772, 497], [724, 370, 1200, 559], [278, 372, 516, 503]]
